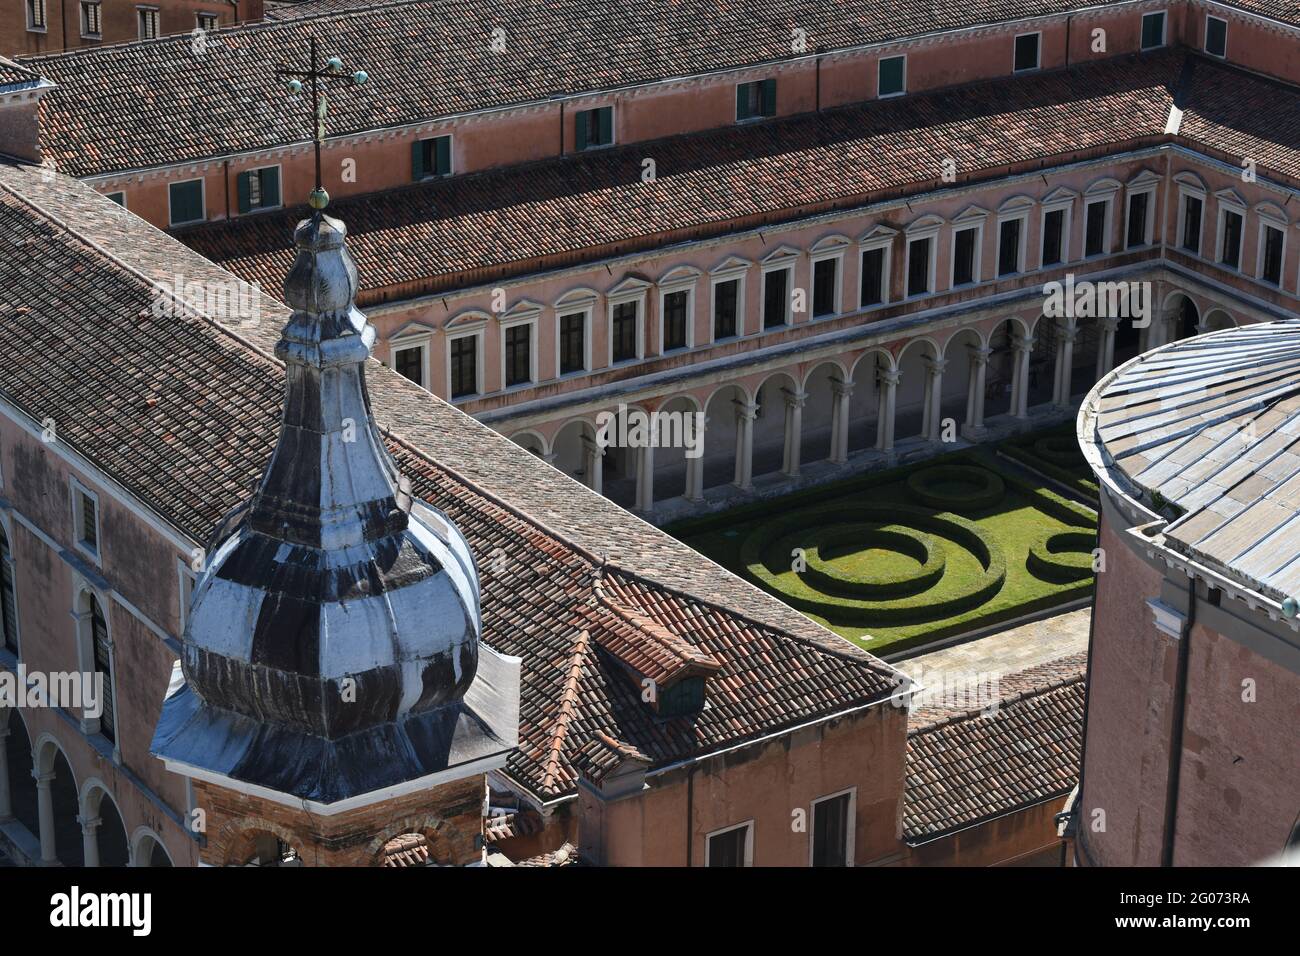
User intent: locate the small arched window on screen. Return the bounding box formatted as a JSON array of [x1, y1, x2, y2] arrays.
[[0, 526, 17, 654], [89, 596, 115, 743]]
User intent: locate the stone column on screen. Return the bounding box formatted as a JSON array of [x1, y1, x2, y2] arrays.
[[80, 814, 102, 868], [923, 357, 947, 442], [685, 415, 706, 502], [635, 442, 655, 513], [0, 724, 11, 822], [36, 770, 57, 864], [876, 370, 900, 452], [963, 346, 991, 436], [1097, 317, 1119, 380], [1053, 325, 1077, 408], [1012, 333, 1034, 419], [581, 434, 603, 495], [781, 389, 807, 478], [829, 379, 854, 464], [733, 401, 757, 491]]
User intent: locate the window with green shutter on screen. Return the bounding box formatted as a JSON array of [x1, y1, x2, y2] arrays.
[[236, 166, 281, 214], [413, 135, 452, 180], [576, 106, 613, 150], [168, 179, 205, 226], [736, 79, 776, 121]]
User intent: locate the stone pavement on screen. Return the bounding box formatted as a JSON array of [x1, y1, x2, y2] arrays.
[[897, 606, 1091, 678]]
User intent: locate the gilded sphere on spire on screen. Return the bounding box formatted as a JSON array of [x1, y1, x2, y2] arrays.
[[309, 187, 330, 210]]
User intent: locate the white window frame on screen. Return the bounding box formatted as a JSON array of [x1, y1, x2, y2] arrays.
[[70, 476, 102, 567], [167, 177, 207, 227], [1204, 14, 1229, 58], [71, 576, 117, 756], [137, 5, 160, 40], [1013, 31, 1042, 73], [903, 219, 941, 299], [949, 220, 984, 288], [1215, 195, 1248, 271], [390, 334, 432, 390], [705, 820, 754, 867], [554, 302, 594, 377], [857, 228, 896, 309], [27, 0, 47, 32], [1256, 215, 1288, 287], [808, 247, 846, 319], [500, 314, 539, 389], [877, 54, 907, 99], [809, 786, 857, 867], [995, 208, 1030, 277], [1141, 10, 1168, 51], [759, 259, 796, 329], [1082, 192, 1116, 259], [1039, 197, 1074, 268], [708, 266, 747, 342], [1123, 179, 1158, 249], [607, 290, 646, 365], [0, 511, 22, 660], [445, 328, 485, 400], [196, 10, 219, 31], [1176, 181, 1207, 256], [657, 282, 696, 352], [80, 0, 102, 37]]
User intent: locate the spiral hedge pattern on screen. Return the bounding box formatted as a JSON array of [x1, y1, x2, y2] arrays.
[[904, 464, 1007, 512], [1027, 529, 1096, 582]]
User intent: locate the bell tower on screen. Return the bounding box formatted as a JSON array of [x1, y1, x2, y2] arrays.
[[151, 209, 519, 866]]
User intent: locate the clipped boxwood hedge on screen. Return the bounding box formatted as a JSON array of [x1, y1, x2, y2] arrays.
[[799, 524, 946, 599], [739, 501, 1006, 626], [1032, 435, 1086, 467], [1027, 529, 1096, 583], [904, 464, 1006, 513]]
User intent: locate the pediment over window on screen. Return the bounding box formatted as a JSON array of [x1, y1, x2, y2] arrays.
[[859, 223, 900, 244], [607, 274, 652, 297], [555, 286, 601, 308], [997, 194, 1035, 213], [761, 244, 801, 264], [499, 298, 544, 321], [1084, 177, 1122, 196], [904, 213, 943, 235], [710, 254, 754, 274], [811, 233, 852, 252], [1215, 187, 1248, 209], [444, 308, 491, 330], [952, 204, 990, 223], [1041, 186, 1078, 205], [657, 264, 702, 286]]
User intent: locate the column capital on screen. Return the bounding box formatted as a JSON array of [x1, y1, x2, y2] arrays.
[[78, 815, 102, 833], [734, 400, 759, 421], [34, 771, 55, 786], [1013, 334, 1036, 352], [880, 369, 901, 387], [783, 388, 808, 409], [1057, 325, 1078, 345], [1100, 316, 1121, 332], [923, 357, 948, 375], [830, 379, 855, 399], [968, 346, 992, 366]]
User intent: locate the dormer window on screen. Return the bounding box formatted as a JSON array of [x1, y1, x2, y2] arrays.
[[237, 166, 281, 214], [658, 676, 706, 716], [412, 135, 452, 180], [197, 11, 218, 31], [1013, 33, 1041, 73], [736, 79, 776, 122], [576, 106, 614, 150]]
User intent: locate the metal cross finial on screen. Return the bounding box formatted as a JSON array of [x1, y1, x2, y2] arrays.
[[275, 36, 369, 211]]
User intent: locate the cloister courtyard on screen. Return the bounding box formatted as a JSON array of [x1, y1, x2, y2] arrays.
[[669, 427, 1100, 657]]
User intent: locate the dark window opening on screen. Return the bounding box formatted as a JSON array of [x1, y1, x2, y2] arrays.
[[1141, 12, 1166, 50], [907, 237, 931, 297], [91, 598, 114, 744], [394, 346, 423, 386], [1182, 196, 1203, 254], [1221, 210, 1244, 269], [1205, 16, 1228, 57], [612, 302, 639, 362], [412, 135, 451, 180], [1126, 192, 1149, 249], [0, 529, 17, 653], [953, 227, 977, 286], [1042, 208, 1065, 266], [168, 179, 204, 226], [658, 676, 706, 716], [505, 324, 531, 387], [713, 279, 739, 339], [1013, 33, 1040, 72], [998, 218, 1022, 276], [861, 247, 886, 305], [1262, 225, 1285, 285], [237, 166, 280, 214], [878, 56, 905, 96], [1085, 200, 1108, 257], [812, 258, 838, 316], [662, 290, 689, 350], [812, 793, 852, 867], [708, 826, 748, 867], [559, 313, 585, 374], [450, 336, 478, 398], [576, 106, 613, 150], [736, 79, 776, 121], [763, 269, 789, 328]]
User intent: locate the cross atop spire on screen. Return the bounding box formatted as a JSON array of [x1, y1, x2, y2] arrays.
[[275, 37, 369, 210]]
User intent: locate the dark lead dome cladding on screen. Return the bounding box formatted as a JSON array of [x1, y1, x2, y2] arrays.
[[152, 212, 519, 806]]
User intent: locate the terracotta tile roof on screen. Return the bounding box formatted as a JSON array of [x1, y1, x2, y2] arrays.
[[484, 807, 544, 843], [907, 651, 1088, 727], [22, 0, 1142, 178], [0, 57, 41, 88], [902, 675, 1085, 843], [186, 51, 1188, 298], [515, 842, 582, 867], [0, 161, 901, 805], [381, 832, 431, 867], [587, 574, 723, 687], [571, 730, 653, 785]]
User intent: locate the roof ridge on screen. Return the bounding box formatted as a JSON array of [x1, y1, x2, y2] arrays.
[[539, 627, 592, 791], [907, 672, 1086, 737], [589, 578, 722, 670]]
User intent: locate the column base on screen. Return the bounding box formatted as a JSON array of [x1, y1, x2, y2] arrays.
[[959, 424, 987, 442]]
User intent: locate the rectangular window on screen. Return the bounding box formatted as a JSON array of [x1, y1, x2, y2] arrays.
[[1261, 224, 1284, 285], [907, 237, 931, 297], [77, 489, 98, 554], [812, 792, 852, 867], [713, 279, 739, 339], [998, 219, 1022, 276], [1013, 33, 1040, 72], [611, 301, 639, 362], [197, 11, 218, 31], [504, 324, 531, 387], [575, 106, 613, 150], [412, 135, 452, 180], [27, 0, 47, 29], [394, 345, 423, 387], [1126, 192, 1149, 249], [1141, 11, 1167, 51], [1042, 208, 1065, 266], [105, 191, 125, 207], [450, 335, 478, 398], [1181, 195, 1203, 254], [237, 166, 281, 214], [812, 258, 838, 317], [138, 7, 159, 40], [861, 247, 886, 306], [559, 312, 586, 374], [1220, 209, 1243, 269], [952, 227, 978, 286], [763, 268, 789, 328], [736, 79, 776, 121], [168, 178, 205, 226], [91, 600, 114, 744], [707, 824, 751, 867], [1, 536, 17, 653], [878, 56, 906, 97], [1205, 15, 1228, 58], [1084, 200, 1108, 257], [662, 290, 689, 350], [81, 1, 101, 35]]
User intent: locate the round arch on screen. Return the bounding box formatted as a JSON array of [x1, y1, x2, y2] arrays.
[[800, 361, 846, 466], [652, 393, 705, 503], [895, 338, 942, 442], [509, 430, 549, 457], [216, 817, 306, 867], [752, 370, 800, 480], [1203, 308, 1236, 332], [131, 826, 174, 867], [79, 779, 130, 867], [34, 735, 82, 865]]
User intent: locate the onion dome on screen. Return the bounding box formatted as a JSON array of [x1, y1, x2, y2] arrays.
[[153, 212, 518, 806]]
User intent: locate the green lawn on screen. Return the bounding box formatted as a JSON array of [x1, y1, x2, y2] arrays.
[[668, 444, 1097, 656]]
